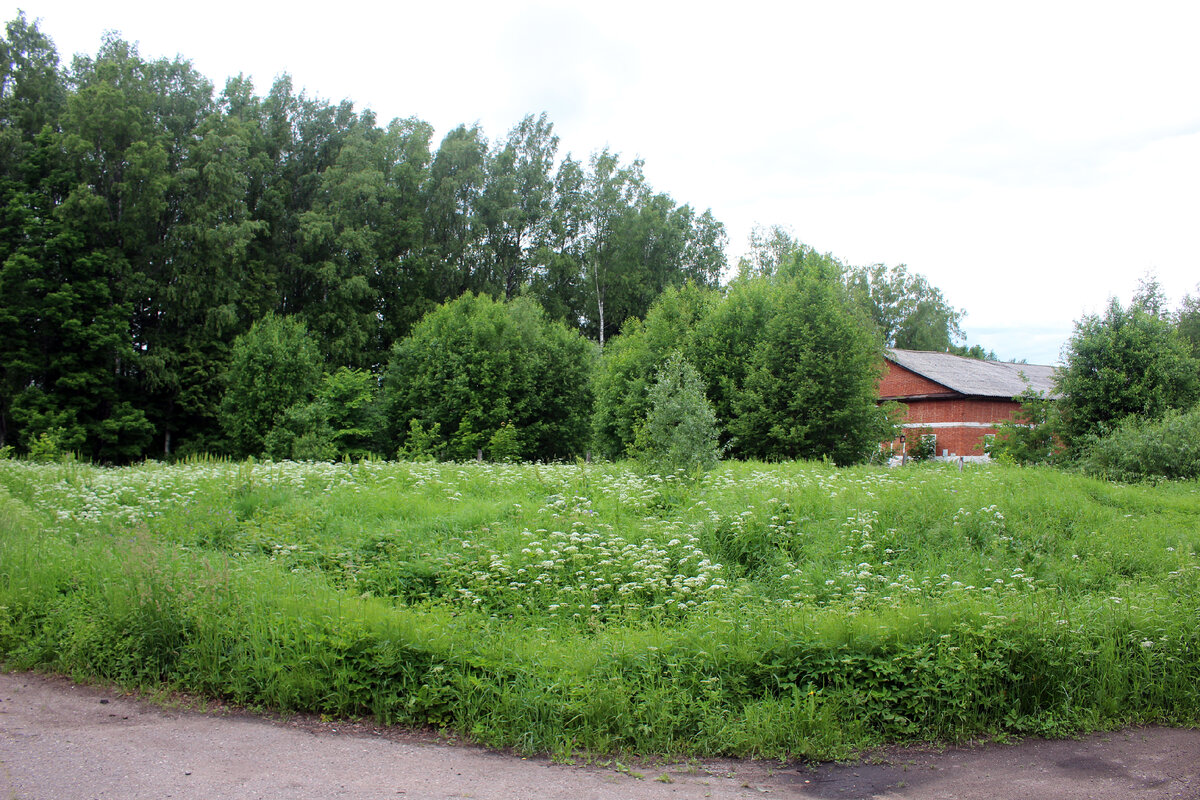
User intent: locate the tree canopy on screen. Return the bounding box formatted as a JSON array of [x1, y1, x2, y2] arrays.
[[0, 15, 723, 459], [1055, 295, 1200, 448]]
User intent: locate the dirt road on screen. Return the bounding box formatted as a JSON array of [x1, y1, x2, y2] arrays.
[[2, 671, 1198, 799]]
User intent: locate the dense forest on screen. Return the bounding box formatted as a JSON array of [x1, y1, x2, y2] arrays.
[[0, 14, 976, 463]]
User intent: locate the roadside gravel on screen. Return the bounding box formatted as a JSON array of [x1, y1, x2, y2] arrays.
[[2, 671, 1197, 799]]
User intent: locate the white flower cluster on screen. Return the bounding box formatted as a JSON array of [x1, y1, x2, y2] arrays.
[[444, 524, 727, 622]]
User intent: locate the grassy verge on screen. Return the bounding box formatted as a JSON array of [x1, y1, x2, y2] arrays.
[[1, 458, 1197, 759]]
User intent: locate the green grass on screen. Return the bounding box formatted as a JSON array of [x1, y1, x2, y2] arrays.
[[1, 457, 1198, 759]]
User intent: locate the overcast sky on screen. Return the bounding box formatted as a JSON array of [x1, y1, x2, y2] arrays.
[[6, 0, 1199, 365]]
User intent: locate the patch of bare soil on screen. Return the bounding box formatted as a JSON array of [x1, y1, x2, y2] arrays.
[[2, 670, 1197, 799]]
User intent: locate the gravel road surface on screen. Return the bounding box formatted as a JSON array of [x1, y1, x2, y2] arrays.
[[2, 671, 1198, 799]]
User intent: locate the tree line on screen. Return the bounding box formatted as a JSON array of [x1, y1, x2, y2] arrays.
[[0, 14, 978, 464], [994, 276, 1200, 480]]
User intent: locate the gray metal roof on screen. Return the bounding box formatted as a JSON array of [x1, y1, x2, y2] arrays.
[[885, 349, 1059, 399]]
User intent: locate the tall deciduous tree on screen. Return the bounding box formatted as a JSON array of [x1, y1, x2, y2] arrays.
[[846, 263, 963, 351], [424, 124, 489, 300], [480, 113, 557, 300], [1177, 287, 1200, 362], [1056, 295, 1200, 448], [580, 149, 648, 346]]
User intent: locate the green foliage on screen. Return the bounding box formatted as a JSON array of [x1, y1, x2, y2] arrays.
[[384, 293, 594, 462], [1056, 296, 1200, 450], [1178, 288, 1200, 362], [738, 228, 972, 356], [595, 271, 894, 466], [3, 459, 1200, 760], [846, 262, 964, 351], [728, 276, 892, 465], [631, 353, 721, 474], [1077, 404, 1200, 482], [906, 428, 937, 462], [397, 419, 442, 461], [486, 422, 522, 463], [989, 388, 1061, 465], [316, 367, 382, 459], [260, 368, 381, 461], [0, 15, 728, 463], [590, 283, 715, 459], [26, 428, 74, 462], [263, 402, 337, 461], [220, 314, 325, 457]]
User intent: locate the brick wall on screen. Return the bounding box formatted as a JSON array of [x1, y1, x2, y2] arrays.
[[877, 361, 1022, 457], [877, 361, 953, 399]]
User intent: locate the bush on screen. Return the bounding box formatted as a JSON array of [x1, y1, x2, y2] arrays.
[[727, 275, 891, 465], [988, 388, 1061, 466], [384, 294, 595, 462], [1078, 404, 1200, 482], [1056, 296, 1199, 450], [907, 428, 937, 462], [397, 419, 442, 461], [631, 353, 721, 474], [487, 422, 523, 463], [591, 284, 715, 459], [220, 315, 324, 458], [26, 427, 74, 462]]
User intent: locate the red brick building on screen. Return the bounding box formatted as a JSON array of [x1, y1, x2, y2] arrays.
[[878, 349, 1058, 458]]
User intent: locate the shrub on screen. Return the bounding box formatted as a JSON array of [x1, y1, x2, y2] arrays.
[[384, 293, 595, 462], [907, 428, 937, 462], [727, 275, 891, 465], [487, 422, 523, 463], [1078, 404, 1200, 482], [591, 284, 715, 459], [631, 353, 721, 474], [220, 315, 324, 458], [1056, 296, 1200, 450], [988, 388, 1061, 465], [398, 419, 442, 461], [26, 427, 74, 462]]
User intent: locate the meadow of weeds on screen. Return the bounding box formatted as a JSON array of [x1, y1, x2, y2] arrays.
[[0, 457, 1197, 759]]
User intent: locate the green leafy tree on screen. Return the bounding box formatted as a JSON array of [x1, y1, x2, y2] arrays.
[[1077, 403, 1200, 483], [591, 283, 716, 459], [846, 263, 964, 351], [1176, 286, 1200, 362], [220, 314, 324, 457], [479, 113, 558, 300], [384, 293, 594, 462], [632, 353, 721, 474], [370, 115, 437, 349], [687, 276, 780, 451], [728, 276, 892, 465], [987, 387, 1061, 465], [1056, 296, 1200, 449], [579, 149, 648, 346], [263, 401, 337, 461], [527, 155, 587, 326], [423, 124, 489, 300], [264, 367, 381, 460]]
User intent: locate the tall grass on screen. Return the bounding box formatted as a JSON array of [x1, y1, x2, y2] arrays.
[[1, 458, 1197, 759]]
